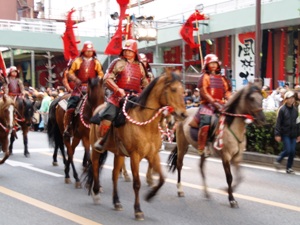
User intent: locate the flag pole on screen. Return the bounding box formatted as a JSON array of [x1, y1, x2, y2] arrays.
[[195, 11, 204, 69]]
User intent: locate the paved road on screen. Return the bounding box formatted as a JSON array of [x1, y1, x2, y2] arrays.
[[0, 131, 300, 225]]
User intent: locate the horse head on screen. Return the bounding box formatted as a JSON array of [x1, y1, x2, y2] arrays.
[[87, 77, 105, 110], [23, 98, 34, 126], [138, 71, 187, 121], [0, 95, 15, 134], [224, 82, 265, 126]]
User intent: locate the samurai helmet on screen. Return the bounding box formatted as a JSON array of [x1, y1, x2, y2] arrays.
[[122, 39, 138, 54], [80, 41, 96, 56]]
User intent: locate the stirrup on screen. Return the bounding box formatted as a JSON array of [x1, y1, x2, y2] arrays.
[[94, 139, 104, 151]]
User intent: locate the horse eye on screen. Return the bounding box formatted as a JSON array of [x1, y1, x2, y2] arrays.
[[170, 87, 177, 92]]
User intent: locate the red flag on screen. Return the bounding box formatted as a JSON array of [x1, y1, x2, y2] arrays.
[[105, 0, 130, 55], [180, 10, 207, 49], [0, 51, 7, 77], [62, 8, 80, 60]]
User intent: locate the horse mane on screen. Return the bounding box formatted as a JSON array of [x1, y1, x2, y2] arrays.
[[137, 72, 181, 109], [223, 83, 261, 126]]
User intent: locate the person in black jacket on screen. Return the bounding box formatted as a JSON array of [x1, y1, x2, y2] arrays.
[[274, 91, 300, 174]]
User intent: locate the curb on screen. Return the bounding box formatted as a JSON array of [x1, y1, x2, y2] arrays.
[[163, 142, 300, 170]]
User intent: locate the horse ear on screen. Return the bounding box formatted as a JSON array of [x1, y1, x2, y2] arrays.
[[253, 78, 263, 89]]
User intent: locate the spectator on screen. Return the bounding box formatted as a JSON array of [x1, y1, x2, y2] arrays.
[[38, 91, 52, 132], [192, 88, 200, 106], [262, 85, 276, 111], [184, 89, 192, 104], [274, 91, 300, 174], [274, 87, 286, 108]]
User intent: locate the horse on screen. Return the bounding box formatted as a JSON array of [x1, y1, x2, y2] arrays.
[[9, 96, 34, 157], [85, 72, 187, 220], [48, 77, 104, 187], [0, 95, 15, 164], [167, 82, 266, 208]]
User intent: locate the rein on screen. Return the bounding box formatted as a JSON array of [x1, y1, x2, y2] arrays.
[[214, 111, 253, 150], [80, 96, 90, 129], [0, 122, 9, 133], [122, 94, 172, 126]]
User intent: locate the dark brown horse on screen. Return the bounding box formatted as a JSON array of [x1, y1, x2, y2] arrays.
[[168, 82, 266, 208], [9, 96, 34, 157], [86, 72, 187, 220], [0, 95, 15, 164], [49, 77, 104, 187]]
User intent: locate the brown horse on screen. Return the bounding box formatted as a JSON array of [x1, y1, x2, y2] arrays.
[[0, 95, 15, 164], [51, 77, 104, 187], [168, 82, 266, 208], [9, 96, 34, 157], [85, 72, 187, 220]]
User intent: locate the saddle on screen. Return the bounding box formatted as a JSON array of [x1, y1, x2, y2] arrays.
[[57, 95, 86, 117], [189, 106, 219, 143]]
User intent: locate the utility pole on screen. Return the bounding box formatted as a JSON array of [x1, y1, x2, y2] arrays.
[[255, 0, 261, 79]]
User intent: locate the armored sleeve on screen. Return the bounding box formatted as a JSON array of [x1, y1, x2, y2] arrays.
[[68, 57, 81, 82], [95, 59, 104, 78], [139, 63, 149, 89], [18, 79, 25, 95], [104, 58, 125, 93]]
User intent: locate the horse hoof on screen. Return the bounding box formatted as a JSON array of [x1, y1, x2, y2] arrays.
[[65, 178, 72, 184], [177, 191, 185, 197], [230, 200, 239, 208], [135, 212, 145, 221], [92, 191, 101, 204], [52, 162, 58, 166], [75, 182, 82, 189], [24, 152, 30, 158], [114, 203, 123, 211]]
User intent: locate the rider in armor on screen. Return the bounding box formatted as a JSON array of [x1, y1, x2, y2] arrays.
[[93, 39, 149, 150], [3, 66, 25, 97], [139, 53, 154, 82], [196, 54, 231, 156], [63, 41, 104, 138]]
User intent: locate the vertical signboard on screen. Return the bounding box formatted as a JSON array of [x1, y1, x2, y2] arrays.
[[235, 32, 256, 90]]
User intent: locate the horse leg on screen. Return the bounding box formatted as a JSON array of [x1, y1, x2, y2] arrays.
[[145, 153, 165, 202], [222, 159, 238, 208], [81, 136, 90, 169], [200, 155, 210, 198], [112, 155, 125, 211], [52, 143, 59, 166], [175, 123, 190, 197], [8, 132, 15, 155], [130, 153, 144, 220], [90, 150, 102, 204], [121, 161, 131, 182], [70, 137, 81, 188], [0, 140, 10, 164], [64, 137, 73, 184], [146, 164, 153, 186], [22, 126, 30, 157]]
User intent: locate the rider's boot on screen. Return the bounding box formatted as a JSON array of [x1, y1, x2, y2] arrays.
[[94, 120, 112, 150], [197, 125, 210, 157], [63, 109, 75, 138]]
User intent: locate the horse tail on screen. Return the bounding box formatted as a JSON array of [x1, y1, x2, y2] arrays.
[[47, 98, 61, 147], [167, 145, 178, 173]]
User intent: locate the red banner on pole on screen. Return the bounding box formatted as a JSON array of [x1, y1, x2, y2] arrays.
[[104, 0, 130, 55], [179, 10, 207, 49], [0, 51, 7, 77]]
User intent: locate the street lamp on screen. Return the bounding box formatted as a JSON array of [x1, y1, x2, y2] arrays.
[[133, 16, 157, 42]]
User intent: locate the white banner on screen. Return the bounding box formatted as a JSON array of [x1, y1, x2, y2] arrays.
[[235, 32, 255, 90]]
